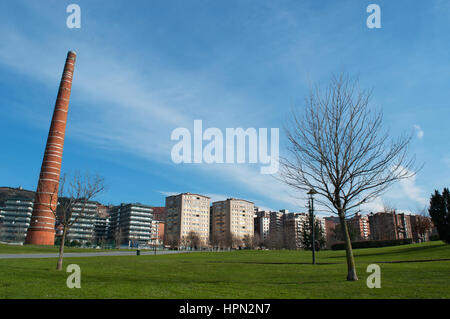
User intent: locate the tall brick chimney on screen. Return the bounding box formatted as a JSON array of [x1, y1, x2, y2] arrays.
[[25, 51, 77, 245]]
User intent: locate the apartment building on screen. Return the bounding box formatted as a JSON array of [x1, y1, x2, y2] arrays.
[[368, 211, 412, 240], [396, 213, 412, 239], [152, 207, 166, 221], [269, 210, 285, 237], [348, 213, 371, 240], [284, 213, 308, 249], [108, 203, 153, 247], [57, 199, 99, 244], [93, 205, 110, 244], [165, 193, 210, 247], [324, 217, 338, 247], [254, 211, 270, 243], [0, 197, 34, 243], [151, 220, 164, 245], [284, 212, 327, 249], [211, 198, 254, 248]]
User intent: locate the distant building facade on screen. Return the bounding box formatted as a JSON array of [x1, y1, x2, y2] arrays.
[[324, 217, 338, 248], [165, 193, 210, 247], [283, 212, 326, 249], [0, 197, 34, 243], [57, 199, 99, 244], [348, 213, 370, 240], [152, 207, 166, 221], [151, 220, 164, 245], [268, 210, 286, 245], [283, 213, 308, 249], [368, 211, 412, 240], [254, 211, 270, 244], [108, 203, 153, 247], [211, 198, 254, 248], [93, 204, 110, 245]]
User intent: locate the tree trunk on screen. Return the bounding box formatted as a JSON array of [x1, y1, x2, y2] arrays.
[[56, 227, 67, 270], [339, 212, 358, 281]]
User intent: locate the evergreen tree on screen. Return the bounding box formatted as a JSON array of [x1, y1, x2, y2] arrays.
[[300, 219, 326, 250], [428, 188, 450, 244]]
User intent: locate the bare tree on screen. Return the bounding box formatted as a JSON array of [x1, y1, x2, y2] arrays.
[[382, 201, 396, 214], [13, 223, 26, 244], [185, 231, 201, 250], [413, 205, 433, 242], [112, 227, 125, 249], [223, 231, 238, 249], [267, 231, 285, 250], [280, 74, 417, 281], [412, 215, 433, 242], [252, 233, 262, 249], [165, 233, 179, 250], [210, 233, 220, 250], [38, 172, 105, 270], [242, 234, 255, 249], [216, 233, 229, 250]]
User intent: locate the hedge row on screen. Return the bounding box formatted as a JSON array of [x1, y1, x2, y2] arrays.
[[331, 238, 413, 250]]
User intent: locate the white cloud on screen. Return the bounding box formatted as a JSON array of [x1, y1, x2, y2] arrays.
[[414, 124, 424, 139], [398, 174, 427, 206], [360, 197, 385, 213], [370, 167, 428, 212]]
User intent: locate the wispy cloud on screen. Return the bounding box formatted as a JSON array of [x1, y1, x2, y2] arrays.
[[381, 166, 428, 209], [414, 124, 424, 139], [0, 1, 438, 213]]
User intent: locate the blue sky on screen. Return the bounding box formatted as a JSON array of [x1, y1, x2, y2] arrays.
[[0, 0, 449, 215]]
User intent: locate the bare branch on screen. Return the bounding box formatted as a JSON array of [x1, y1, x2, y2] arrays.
[[279, 72, 419, 218]]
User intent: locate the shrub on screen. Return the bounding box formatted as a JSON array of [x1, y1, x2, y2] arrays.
[[331, 238, 413, 250], [429, 234, 441, 241], [69, 240, 81, 247]]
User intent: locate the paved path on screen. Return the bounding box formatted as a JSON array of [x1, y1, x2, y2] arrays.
[[0, 250, 194, 259]]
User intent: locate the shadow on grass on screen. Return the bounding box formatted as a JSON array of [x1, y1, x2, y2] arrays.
[[375, 258, 450, 263], [206, 261, 343, 265], [327, 243, 445, 259]]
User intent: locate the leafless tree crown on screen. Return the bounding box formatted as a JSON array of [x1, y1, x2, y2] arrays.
[[39, 172, 105, 227], [280, 74, 418, 216]]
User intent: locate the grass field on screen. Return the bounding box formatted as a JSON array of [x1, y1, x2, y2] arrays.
[[0, 243, 150, 254], [0, 241, 449, 299]]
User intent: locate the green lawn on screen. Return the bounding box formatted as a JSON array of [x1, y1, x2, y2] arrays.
[[0, 241, 449, 299], [0, 243, 143, 254]]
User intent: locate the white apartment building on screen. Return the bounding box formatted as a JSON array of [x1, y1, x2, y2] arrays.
[[211, 198, 254, 248], [0, 197, 34, 243], [165, 193, 210, 247], [108, 203, 153, 247], [57, 199, 99, 244], [254, 211, 270, 242], [284, 212, 327, 249]]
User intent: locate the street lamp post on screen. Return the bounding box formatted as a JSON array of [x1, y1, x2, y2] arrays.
[[307, 188, 318, 265]]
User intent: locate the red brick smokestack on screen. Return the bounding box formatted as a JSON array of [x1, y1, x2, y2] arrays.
[[25, 51, 77, 245]]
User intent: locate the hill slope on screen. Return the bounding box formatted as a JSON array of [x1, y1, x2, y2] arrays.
[[0, 187, 35, 206]]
